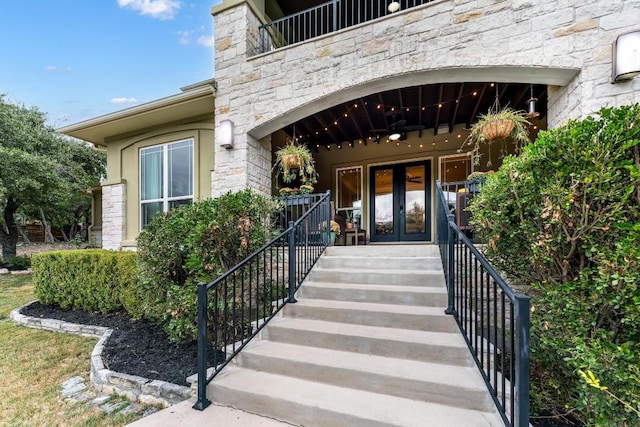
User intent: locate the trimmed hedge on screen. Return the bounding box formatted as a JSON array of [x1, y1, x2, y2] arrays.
[[32, 249, 138, 313]]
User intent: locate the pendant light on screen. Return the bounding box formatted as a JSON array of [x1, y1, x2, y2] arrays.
[[525, 84, 540, 119], [388, 1, 400, 13]]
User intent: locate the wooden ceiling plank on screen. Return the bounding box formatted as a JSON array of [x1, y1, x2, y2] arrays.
[[433, 84, 444, 136], [449, 83, 465, 133]]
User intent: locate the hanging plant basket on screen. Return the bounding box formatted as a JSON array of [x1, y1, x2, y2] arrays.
[[482, 118, 516, 142], [281, 153, 302, 169], [273, 141, 318, 186]]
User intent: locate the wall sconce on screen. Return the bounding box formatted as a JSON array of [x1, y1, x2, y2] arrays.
[[388, 1, 400, 13], [612, 30, 640, 83], [219, 119, 234, 149]]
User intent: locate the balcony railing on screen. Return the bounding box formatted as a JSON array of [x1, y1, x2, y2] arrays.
[[193, 191, 332, 410], [258, 0, 435, 53], [436, 180, 531, 427]]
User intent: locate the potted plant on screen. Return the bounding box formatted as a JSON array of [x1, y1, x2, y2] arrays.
[[299, 184, 314, 195], [273, 142, 318, 186], [460, 107, 531, 167], [344, 210, 354, 228], [279, 187, 299, 196], [319, 220, 341, 245]]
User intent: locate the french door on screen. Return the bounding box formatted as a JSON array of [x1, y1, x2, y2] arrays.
[[369, 160, 431, 242]]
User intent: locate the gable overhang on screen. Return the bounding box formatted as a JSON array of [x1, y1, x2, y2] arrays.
[[57, 80, 217, 146]]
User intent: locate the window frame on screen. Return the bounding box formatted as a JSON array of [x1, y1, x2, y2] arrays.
[[139, 138, 194, 229]]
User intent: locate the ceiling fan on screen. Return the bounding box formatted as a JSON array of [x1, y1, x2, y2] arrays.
[[369, 113, 425, 142], [405, 173, 423, 184]]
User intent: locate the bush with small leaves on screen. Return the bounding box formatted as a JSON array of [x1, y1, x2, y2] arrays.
[[470, 104, 640, 425], [135, 189, 278, 342]]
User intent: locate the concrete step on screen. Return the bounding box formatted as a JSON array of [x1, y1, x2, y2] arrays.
[[208, 366, 504, 427], [297, 282, 449, 307], [307, 268, 445, 286], [324, 244, 440, 258], [317, 255, 443, 271], [283, 298, 457, 332], [237, 340, 494, 411], [261, 317, 472, 366]]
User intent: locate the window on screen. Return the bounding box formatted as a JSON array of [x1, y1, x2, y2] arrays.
[[440, 153, 472, 183], [336, 166, 363, 227], [140, 139, 194, 228]]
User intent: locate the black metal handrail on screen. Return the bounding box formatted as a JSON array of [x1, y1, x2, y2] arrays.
[[436, 180, 530, 427], [258, 0, 435, 53], [193, 191, 332, 410]]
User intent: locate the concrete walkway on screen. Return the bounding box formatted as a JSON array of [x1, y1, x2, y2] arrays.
[[128, 399, 292, 427]]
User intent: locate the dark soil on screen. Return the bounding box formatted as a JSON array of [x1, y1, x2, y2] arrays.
[[22, 302, 203, 387], [530, 412, 585, 427]]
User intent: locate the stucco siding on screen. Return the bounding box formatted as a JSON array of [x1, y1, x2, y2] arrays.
[[101, 122, 215, 249]]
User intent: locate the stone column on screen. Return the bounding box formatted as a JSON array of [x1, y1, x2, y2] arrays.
[[101, 183, 125, 250]]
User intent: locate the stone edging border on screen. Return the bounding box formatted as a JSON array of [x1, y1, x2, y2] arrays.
[[10, 301, 192, 407]]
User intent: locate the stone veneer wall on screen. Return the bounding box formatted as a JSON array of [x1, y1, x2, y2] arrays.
[[101, 183, 125, 250], [211, 4, 273, 197], [212, 0, 640, 156]]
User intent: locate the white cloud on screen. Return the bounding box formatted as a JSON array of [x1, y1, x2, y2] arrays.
[[197, 35, 214, 48], [117, 0, 181, 20], [45, 65, 72, 72], [110, 97, 139, 105], [176, 29, 193, 45]]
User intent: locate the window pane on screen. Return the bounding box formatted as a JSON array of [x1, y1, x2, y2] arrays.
[[168, 141, 193, 198], [141, 146, 163, 201], [169, 199, 192, 210], [440, 154, 472, 183], [141, 202, 163, 228]]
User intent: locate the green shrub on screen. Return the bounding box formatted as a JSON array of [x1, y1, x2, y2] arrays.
[[5, 255, 31, 270], [32, 249, 138, 313], [135, 189, 278, 342], [470, 104, 640, 425]]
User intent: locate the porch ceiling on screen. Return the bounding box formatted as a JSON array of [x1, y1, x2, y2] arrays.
[[276, 0, 327, 16], [283, 82, 547, 150]]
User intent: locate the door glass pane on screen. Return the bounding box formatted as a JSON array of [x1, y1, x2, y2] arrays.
[[374, 168, 393, 235], [404, 165, 426, 234], [140, 146, 163, 201], [168, 140, 193, 198]]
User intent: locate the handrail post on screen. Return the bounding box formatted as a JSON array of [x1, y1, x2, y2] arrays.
[[332, 0, 338, 31], [193, 282, 211, 410], [445, 222, 456, 315], [515, 295, 531, 427], [288, 221, 297, 303]]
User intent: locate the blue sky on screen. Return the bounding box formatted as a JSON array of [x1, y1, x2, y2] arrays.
[[0, 0, 222, 128]]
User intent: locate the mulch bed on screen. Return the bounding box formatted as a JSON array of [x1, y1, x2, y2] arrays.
[[22, 302, 202, 387]]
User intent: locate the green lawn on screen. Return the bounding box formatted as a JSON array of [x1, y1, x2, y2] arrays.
[[0, 274, 141, 427]]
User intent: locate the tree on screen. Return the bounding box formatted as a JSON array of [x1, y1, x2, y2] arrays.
[[0, 96, 105, 260]]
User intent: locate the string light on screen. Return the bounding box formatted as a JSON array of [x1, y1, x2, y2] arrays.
[[288, 84, 520, 148]]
